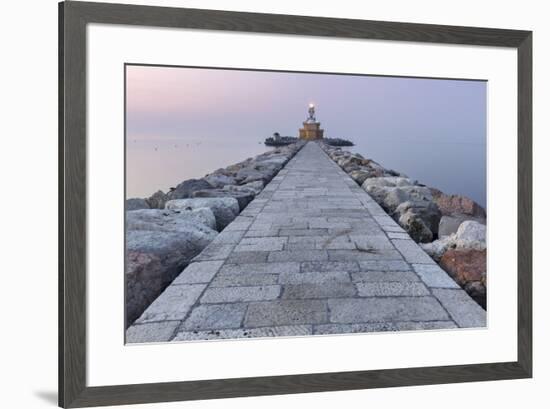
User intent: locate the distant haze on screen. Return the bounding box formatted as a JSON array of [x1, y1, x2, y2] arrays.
[[126, 65, 486, 207]]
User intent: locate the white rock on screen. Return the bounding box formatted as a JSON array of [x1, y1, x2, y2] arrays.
[[126, 208, 217, 231], [362, 176, 414, 189], [454, 221, 486, 249], [420, 220, 486, 262], [438, 215, 485, 237], [421, 236, 453, 260], [166, 197, 240, 230], [205, 174, 236, 188], [256, 156, 287, 166], [384, 186, 433, 211], [223, 180, 264, 195]]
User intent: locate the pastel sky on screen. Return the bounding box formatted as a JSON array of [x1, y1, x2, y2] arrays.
[[126, 65, 486, 206]]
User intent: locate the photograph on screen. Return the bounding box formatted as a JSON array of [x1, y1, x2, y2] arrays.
[[124, 64, 488, 343]]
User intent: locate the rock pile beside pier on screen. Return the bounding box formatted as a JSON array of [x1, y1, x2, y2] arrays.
[[320, 143, 487, 308], [125, 142, 305, 326]]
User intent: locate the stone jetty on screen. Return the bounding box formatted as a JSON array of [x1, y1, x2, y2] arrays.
[[126, 142, 486, 343]]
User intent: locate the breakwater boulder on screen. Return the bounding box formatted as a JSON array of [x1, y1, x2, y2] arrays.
[[227, 180, 264, 195], [204, 174, 237, 188], [416, 213, 487, 308], [430, 187, 486, 218], [127, 208, 217, 232], [362, 177, 441, 242], [395, 200, 441, 243], [146, 190, 170, 209], [421, 220, 486, 259], [125, 209, 217, 327], [125, 198, 150, 211], [166, 197, 240, 231], [440, 248, 487, 308], [325, 148, 404, 181], [439, 214, 486, 237], [191, 189, 254, 211], [235, 167, 269, 184], [167, 179, 213, 201]]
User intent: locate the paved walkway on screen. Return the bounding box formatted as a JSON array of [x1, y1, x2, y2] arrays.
[[127, 142, 486, 343]]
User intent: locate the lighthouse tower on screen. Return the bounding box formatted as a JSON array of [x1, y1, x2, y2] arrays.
[[299, 103, 324, 140]]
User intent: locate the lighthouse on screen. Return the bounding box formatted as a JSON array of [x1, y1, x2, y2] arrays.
[[299, 103, 324, 140]]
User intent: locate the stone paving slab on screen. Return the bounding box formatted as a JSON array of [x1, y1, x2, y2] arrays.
[[313, 322, 398, 334], [172, 260, 224, 285], [432, 288, 486, 327], [301, 260, 360, 272], [356, 282, 430, 297], [328, 297, 450, 323], [220, 262, 300, 275], [392, 239, 436, 264], [351, 270, 420, 283], [278, 271, 351, 284], [180, 303, 247, 331], [282, 282, 357, 299], [127, 142, 486, 343], [209, 230, 245, 244], [268, 250, 329, 262], [200, 285, 281, 303], [244, 229, 281, 238], [225, 251, 269, 264], [351, 234, 396, 250], [327, 249, 403, 262], [312, 320, 459, 335], [135, 284, 206, 324], [358, 260, 411, 271], [210, 272, 279, 287], [126, 321, 180, 343], [173, 325, 312, 341], [395, 321, 458, 331], [245, 299, 328, 327], [412, 264, 461, 289], [191, 243, 235, 262], [234, 237, 287, 252]]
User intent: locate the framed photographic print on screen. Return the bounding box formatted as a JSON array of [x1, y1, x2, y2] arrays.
[[59, 1, 532, 407]]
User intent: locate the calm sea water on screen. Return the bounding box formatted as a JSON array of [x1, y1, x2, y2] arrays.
[[126, 138, 270, 198], [348, 136, 486, 208], [126, 135, 486, 209]]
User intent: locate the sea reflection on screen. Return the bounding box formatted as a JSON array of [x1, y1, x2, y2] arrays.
[[126, 138, 270, 198]]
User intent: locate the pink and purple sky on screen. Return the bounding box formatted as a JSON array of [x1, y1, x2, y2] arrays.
[[126, 65, 486, 206]]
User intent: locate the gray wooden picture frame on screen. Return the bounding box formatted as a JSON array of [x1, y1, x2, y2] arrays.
[[59, 1, 532, 407]]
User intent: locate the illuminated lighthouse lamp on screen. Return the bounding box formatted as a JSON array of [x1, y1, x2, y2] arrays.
[[299, 103, 324, 140]]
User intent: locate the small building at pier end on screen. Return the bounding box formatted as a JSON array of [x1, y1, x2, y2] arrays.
[[299, 103, 324, 140]]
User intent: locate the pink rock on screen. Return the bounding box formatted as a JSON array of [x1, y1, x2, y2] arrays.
[[440, 249, 486, 285], [434, 193, 486, 218]]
